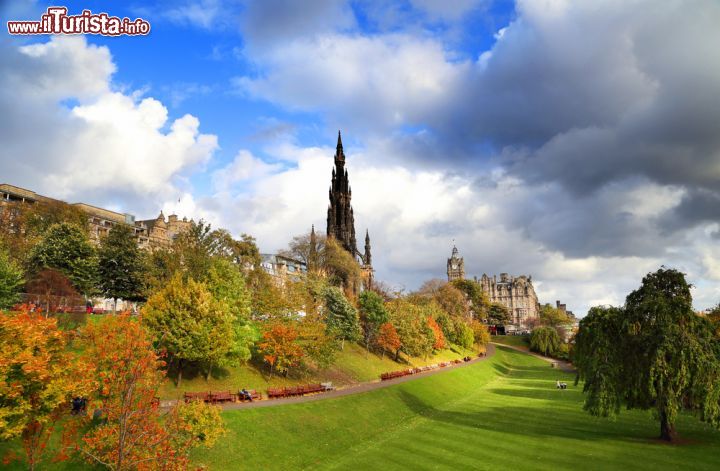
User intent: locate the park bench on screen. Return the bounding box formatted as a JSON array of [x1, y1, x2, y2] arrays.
[[209, 391, 236, 404], [267, 387, 285, 399], [321, 382, 334, 391]]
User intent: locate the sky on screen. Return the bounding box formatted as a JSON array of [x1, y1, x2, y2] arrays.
[[2, 0, 720, 316]]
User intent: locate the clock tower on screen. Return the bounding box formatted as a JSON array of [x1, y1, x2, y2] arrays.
[[447, 245, 465, 281]]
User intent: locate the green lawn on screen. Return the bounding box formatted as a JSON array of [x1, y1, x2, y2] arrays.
[[193, 346, 720, 470], [491, 334, 530, 349]]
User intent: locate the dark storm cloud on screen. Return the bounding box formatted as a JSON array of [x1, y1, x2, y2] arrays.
[[660, 189, 720, 234]]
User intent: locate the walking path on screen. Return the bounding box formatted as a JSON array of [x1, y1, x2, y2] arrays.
[[162, 344, 497, 411], [491, 342, 575, 373]]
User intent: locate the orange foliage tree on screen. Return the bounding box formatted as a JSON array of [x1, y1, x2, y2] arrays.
[[427, 316, 446, 350], [257, 322, 304, 377], [69, 314, 225, 470], [0, 309, 91, 470], [376, 322, 402, 359]]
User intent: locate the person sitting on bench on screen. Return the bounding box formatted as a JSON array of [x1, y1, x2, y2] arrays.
[[556, 380, 567, 389], [240, 388, 253, 402]]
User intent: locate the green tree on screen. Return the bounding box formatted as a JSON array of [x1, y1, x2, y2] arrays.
[[323, 286, 361, 349], [0, 248, 24, 309], [539, 303, 572, 327], [487, 302, 511, 325], [98, 224, 145, 311], [358, 290, 389, 353], [454, 321, 475, 349], [387, 299, 434, 359], [28, 222, 98, 296], [574, 268, 720, 442], [205, 259, 257, 366], [529, 326, 562, 357], [323, 237, 362, 292], [142, 275, 235, 385]]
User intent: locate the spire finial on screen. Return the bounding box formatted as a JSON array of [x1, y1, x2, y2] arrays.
[[337, 130, 342, 149]]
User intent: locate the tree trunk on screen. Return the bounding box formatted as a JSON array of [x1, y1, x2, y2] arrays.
[[206, 363, 213, 381], [177, 359, 184, 388], [659, 411, 677, 442], [113, 298, 117, 314], [341, 338, 345, 351]]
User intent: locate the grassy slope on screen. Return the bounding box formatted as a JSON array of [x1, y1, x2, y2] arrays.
[[491, 334, 530, 349], [193, 346, 720, 470], [159, 343, 477, 400]]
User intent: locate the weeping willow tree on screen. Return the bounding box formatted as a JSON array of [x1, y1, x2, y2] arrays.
[[574, 268, 720, 442]]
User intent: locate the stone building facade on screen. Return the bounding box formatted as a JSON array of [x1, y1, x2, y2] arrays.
[[325, 132, 373, 287], [0, 183, 189, 249], [478, 273, 540, 326]]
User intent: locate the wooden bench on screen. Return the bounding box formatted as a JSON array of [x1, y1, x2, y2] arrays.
[[210, 391, 236, 404], [267, 387, 285, 399]]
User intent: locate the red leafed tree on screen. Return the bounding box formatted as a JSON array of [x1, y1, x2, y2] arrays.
[[376, 322, 402, 359], [257, 322, 304, 377], [0, 308, 92, 470], [25, 269, 79, 316], [427, 316, 446, 350], [69, 314, 225, 470]]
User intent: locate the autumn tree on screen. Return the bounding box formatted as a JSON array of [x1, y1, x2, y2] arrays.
[[98, 224, 145, 312], [0, 310, 91, 470], [387, 299, 434, 360], [73, 314, 225, 469], [25, 269, 78, 316], [323, 286, 361, 349], [358, 290, 389, 353], [376, 322, 402, 359], [0, 248, 24, 309], [142, 275, 235, 384], [470, 320, 491, 353], [257, 322, 304, 377], [28, 222, 98, 296], [434, 283, 469, 319], [452, 279, 490, 320], [298, 319, 340, 370], [427, 316, 446, 350], [574, 268, 720, 442], [323, 237, 362, 291]]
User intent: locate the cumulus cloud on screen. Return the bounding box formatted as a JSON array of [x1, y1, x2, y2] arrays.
[[0, 36, 218, 215]]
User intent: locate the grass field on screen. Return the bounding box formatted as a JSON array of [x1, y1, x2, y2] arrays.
[[3, 346, 719, 469], [491, 334, 530, 349], [194, 346, 720, 470]]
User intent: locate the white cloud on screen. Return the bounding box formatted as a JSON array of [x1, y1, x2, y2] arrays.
[[236, 33, 468, 131], [0, 36, 218, 214]]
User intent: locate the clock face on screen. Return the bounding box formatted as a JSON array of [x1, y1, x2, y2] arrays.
[[451, 263, 458, 269]]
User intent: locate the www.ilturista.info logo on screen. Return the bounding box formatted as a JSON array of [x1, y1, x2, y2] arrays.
[[7, 7, 150, 36]]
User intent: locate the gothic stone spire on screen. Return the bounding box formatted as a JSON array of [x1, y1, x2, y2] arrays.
[[327, 131, 357, 256]]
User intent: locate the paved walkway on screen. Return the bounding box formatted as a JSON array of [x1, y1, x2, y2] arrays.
[[491, 342, 575, 373], [163, 344, 496, 411]]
